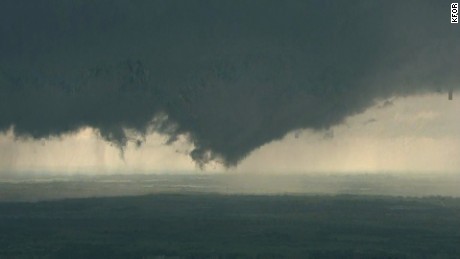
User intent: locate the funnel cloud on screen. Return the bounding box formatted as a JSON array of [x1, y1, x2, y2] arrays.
[[0, 0, 459, 166]]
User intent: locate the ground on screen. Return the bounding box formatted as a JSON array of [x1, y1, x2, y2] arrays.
[[1, 193, 460, 258]]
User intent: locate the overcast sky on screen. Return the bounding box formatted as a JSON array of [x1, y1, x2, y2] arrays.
[[0, 0, 459, 175]]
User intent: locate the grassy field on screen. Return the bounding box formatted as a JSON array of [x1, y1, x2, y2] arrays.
[[1, 193, 460, 258]]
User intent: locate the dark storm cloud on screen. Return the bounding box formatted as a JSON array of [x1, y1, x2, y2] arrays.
[[0, 0, 459, 166]]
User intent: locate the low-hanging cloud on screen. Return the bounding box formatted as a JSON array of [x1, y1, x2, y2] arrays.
[[0, 0, 459, 167]]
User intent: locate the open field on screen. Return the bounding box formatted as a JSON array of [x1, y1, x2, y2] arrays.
[[1, 193, 460, 258], [2, 173, 460, 202]]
